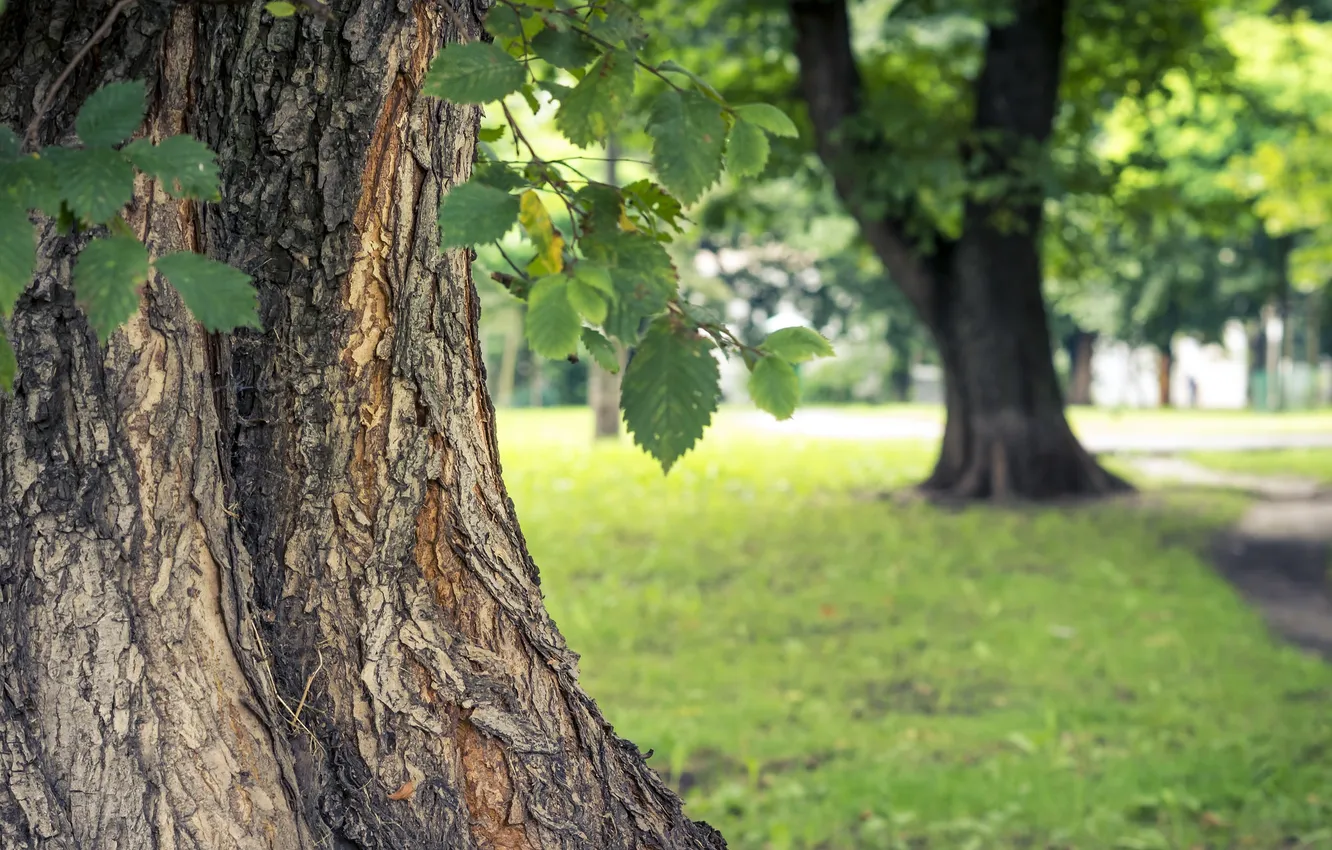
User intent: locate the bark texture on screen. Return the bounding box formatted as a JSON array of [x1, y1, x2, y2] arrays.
[[788, 0, 1129, 499], [0, 2, 725, 848]]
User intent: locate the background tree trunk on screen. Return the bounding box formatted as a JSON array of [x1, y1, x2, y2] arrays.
[[789, 0, 1127, 499], [0, 3, 725, 848], [1064, 330, 1096, 406], [1157, 347, 1174, 408], [590, 136, 623, 438]]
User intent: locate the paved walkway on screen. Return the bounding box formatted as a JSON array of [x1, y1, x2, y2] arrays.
[[745, 410, 1332, 454], [1131, 456, 1332, 659]]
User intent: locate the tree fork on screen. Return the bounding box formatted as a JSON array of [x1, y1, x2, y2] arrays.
[[0, 1, 726, 847]]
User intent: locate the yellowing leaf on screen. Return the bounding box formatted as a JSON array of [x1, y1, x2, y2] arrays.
[[520, 190, 564, 275]]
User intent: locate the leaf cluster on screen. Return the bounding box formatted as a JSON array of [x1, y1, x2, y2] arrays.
[[421, 0, 826, 470], [1, 81, 260, 389]]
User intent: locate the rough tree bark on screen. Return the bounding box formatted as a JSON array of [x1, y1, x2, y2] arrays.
[[788, 0, 1129, 499], [0, 2, 726, 848]]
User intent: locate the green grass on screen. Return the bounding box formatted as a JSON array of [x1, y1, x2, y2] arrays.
[[498, 409, 1332, 849], [1186, 449, 1332, 485]]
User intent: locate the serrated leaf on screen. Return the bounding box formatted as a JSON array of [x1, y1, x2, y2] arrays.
[[726, 120, 770, 178], [153, 251, 260, 332], [587, 0, 647, 46], [620, 319, 719, 472], [525, 274, 581, 358], [647, 90, 725, 205], [657, 60, 725, 105], [581, 327, 619, 373], [733, 103, 799, 139], [50, 147, 135, 224], [759, 327, 834, 362], [73, 236, 150, 341], [554, 49, 635, 148], [519, 189, 564, 275], [567, 277, 607, 324], [122, 135, 221, 200], [1, 154, 62, 216], [573, 262, 614, 297], [438, 181, 520, 249], [478, 125, 507, 143], [472, 160, 530, 192], [0, 197, 34, 315], [0, 126, 19, 161], [622, 179, 686, 232], [532, 28, 600, 70], [582, 229, 676, 341], [265, 1, 297, 15], [0, 327, 15, 392], [422, 42, 526, 105], [483, 4, 525, 39], [76, 81, 146, 148], [748, 355, 799, 420]]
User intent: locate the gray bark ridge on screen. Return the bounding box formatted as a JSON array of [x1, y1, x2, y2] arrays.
[[0, 2, 725, 848]]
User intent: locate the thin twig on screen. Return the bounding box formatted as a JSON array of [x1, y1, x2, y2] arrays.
[[440, 0, 473, 44], [26, 0, 139, 148]]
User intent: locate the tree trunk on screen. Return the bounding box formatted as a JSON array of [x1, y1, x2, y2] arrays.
[[529, 347, 545, 407], [0, 4, 725, 849], [590, 136, 622, 438], [789, 0, 1127, 499], [1157, 347, 1173, 408], [1066, 331, 1095, 406], [497, 308, 521, 408]]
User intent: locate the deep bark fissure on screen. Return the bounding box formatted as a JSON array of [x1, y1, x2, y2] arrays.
[[788, 0, 1129, 499], [0, 2, 726, 848]]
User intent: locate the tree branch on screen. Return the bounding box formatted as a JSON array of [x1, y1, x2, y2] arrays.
[[25, 0, 138, 148], [786, 0, 943, 324]]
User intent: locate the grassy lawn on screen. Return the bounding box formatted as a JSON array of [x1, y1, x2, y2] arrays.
[[1186, 449, 1332, 485], [498, 408, 1332, 849]]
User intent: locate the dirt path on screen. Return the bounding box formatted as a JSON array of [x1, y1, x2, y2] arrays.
[[1131, 456, 1332, 658]]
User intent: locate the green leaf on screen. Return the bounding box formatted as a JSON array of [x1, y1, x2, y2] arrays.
[[122, 135, 221, 201], [0, 196, 34, 315], [471, 160, 530, 192], [525, 274, 582, 358], [554, 49, 635, 148], [0, 327, 16, 392], [567, 277, 608, 324], [732, 103, 799, 138], [76, 81, 146, 148], [73, 236, 150, 341], [483, 4, 525, 39], [622, 180, 686, 232], [573, 262, 615, 297], [646, 90, 726, 205], [152, 251, 261, 333], [657, 60, 725, 105], [620, 319, 720, 472], [478, 125, 507, 143], [759, 327, 834, 363], [587, 0, 647, 46], [422, 42, 526, 105], [582, 229, 677, 341], [0, 126, 19, 161], [50, 147, 135, 224], [1, 154, 62, 216], [438, 181, 520, 248], [581, 327, 619, 373], [748, 355, 799, 420], [264, 0, 297, 15], [726, 120, 770, 178], [532, 28, 601, 70]]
